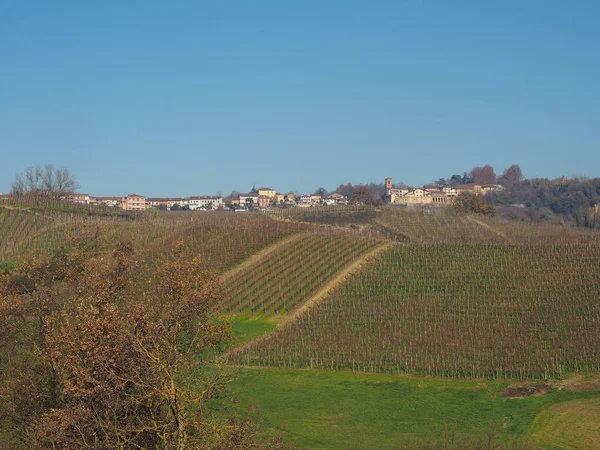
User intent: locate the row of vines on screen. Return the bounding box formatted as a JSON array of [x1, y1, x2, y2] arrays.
[[220, 232, 380, 314], [0, 208, 51, 260], [1, 205, 312, 272], [226, 243, 600, 379]]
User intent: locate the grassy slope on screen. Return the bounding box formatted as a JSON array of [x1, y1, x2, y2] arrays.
[[226, 368, 600, 449], [527, 398, 600, 449], [228, 314, 278, 348]]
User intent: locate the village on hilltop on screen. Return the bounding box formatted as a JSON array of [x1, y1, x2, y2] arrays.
[[0, 178, 504, 211]]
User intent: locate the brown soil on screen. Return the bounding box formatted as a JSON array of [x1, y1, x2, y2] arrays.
[[502, 383, 553, 398]]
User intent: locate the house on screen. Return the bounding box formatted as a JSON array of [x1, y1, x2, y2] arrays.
[[239, 193, 259, 208], [423, 184, 442, 194], [455, 184, 501, 195], [71, 193, 91, 204], [146, 198, 162, 208], [480, 184, 503, 194], [298, 194, 313, 207], [455, 184, 482, 193], [323, 193, 348, 206], [146, 197, 184, 209], [257, 187, 276, 199], [96, 196, 122, 208], [323, 195, 336, 206], [441, 186, 458, 196], [284, 192, 296, 206], [166, 198, 187, 209], [122, 193, 146, 210], [275, 193, 285, 205], [387, 189, 409, 203], [258, 195, 271, 208], [188, 196, 223, 211], [311, 194, 323, 205]]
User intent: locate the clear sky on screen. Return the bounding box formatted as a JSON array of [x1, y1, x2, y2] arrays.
[[1, 1, 599, 196]]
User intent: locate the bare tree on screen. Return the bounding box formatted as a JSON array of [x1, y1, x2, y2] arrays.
[[498, 164, 523, 187], [11, 164, 78, 197], [470, 165, 497, 185], [350, 185, 383, 206]]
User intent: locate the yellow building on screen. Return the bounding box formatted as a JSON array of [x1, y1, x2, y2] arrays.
[[257, 187, 276, 198], [122, 193, 146, 210]]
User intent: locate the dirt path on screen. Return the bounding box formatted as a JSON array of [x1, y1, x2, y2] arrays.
[[220, 232, 306, 282], [466, 216, 510, 242], [277, 241, 395, 328]]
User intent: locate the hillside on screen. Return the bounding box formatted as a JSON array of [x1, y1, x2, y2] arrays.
[[0, 205, 308, 272], [3, 203, 600, 448], [219, 231, 382, 314], [226, 242, 600, 378], [0, 207, 53, 261]]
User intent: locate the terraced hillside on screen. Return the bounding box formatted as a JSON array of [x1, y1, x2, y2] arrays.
[[227, 243, 600, 378], [220, 232, 381, 314]]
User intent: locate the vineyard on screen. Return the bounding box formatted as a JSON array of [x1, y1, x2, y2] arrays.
[[139, 213, 311, 271], [0, 204, 309, 272], [480, 216, 600, 244], [226, 243, 600, 379], [4, 201, 600, 381], [0, 207, 52, 260], [376, 208, 507, 243], [219, 232, 381, 314]]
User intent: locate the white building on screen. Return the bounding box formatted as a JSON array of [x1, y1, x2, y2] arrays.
[[239, 193, 259, 208], [71, 193, 91, 204], [298, 194, 313, 205], [323, 193, 348, 206], [188, 196, 223, 210]]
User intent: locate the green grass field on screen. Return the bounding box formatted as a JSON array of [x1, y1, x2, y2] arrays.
[[227, 314, 279, 348], [219, 367, 600, 449], [528, 398, 600, 449]]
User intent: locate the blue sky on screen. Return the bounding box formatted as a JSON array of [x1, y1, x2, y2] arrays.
[[1, 1, 599, 196]]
